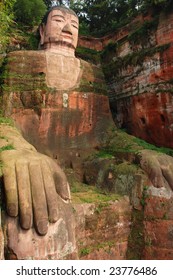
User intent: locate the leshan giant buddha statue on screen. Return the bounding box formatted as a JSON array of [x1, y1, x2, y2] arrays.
[[1, 6, 173, 259]]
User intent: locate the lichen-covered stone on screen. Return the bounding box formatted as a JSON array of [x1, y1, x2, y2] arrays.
[[74, 197, 131, 260]]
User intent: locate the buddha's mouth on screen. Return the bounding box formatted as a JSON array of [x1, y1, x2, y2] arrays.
[[61, 31, 73, 40], [63, 35, 72, 40]]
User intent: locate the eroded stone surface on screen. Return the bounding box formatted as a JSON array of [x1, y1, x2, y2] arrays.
[[74, 197, 131, 260], [79, 13, 173, 149], [105, 13, 173, 148], [143, 187, 173, 260]]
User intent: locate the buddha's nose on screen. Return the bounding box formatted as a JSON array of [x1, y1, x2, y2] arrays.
[[62, 23, 72, 34]]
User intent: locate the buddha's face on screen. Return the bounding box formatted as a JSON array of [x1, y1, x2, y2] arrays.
[[40, 8, 79, 51]]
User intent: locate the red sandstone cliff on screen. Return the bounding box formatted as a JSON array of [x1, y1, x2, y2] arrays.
[[78, 12, 173, 149]]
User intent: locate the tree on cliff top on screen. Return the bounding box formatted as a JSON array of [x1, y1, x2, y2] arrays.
[[14, 0, 47, 28], [0, 0, 16, 54], [70, 0, 173, 36], [70, 0, 133, 36], [43, 0, 72, 8]]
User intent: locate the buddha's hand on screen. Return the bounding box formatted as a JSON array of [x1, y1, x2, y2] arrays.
[[0, 149, 70, 235], [139, 150, 173, 190]]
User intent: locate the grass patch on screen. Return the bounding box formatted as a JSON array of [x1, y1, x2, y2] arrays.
[[79, 247, 91, 257], [66, 167, 120, 204], [133, 137, 173, 156], [76, 46, 101, 65], [95, 150, 114, 159], [113, 162, 138, 175], [0, 144, 14, 153], [100, 127, 173, 157], [0, 116, 14, 126], [79, 240, 117, 258], [71, 186, 120, 204]]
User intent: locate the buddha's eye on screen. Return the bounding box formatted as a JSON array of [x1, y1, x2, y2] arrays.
[[72, 24, 78, 30], [54, 19, 63, 22], [52, 17, 65, 23]]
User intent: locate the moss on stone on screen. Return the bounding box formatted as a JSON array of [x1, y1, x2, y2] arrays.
[[76, 46, 101, 65], [79, 240, 117, 258], [2, 70, 48, 93], [66, 167, 120, 204], [76, 79, 108, 95], [128, 17, 159, 46], [102, 43, 170, 79], [71, 187, 120, 204], [0, 116, 14, 126], [126, 209, 145, 259], [101, 127, 173, 156]]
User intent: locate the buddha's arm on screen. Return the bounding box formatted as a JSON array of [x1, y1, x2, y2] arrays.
[[0, 124, 70, 235]]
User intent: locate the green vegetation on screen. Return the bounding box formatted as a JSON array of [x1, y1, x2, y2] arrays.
[[100, 127, 173, 157], [79, 240, 116, 258], [76, 79, 108, 95], [14, 0, 46, 28], [128, 17, 159, 45], [94, 150, 114, 159], [113, 162, 138, 176], [1, 0, 173, 55], [0, 144, 14, 153], [0, 116, 15, 153], [140, 186, 149, 208], [71, 0, 173, 37], [2, 69, 48, 93], [76, 46, 101, 65], [66, 168, 120, 204], [71, 184, 120, 204], [79, 247, 91, 257], [0, 116, 14, 126], [101, 41, 118, 63], [103, 43, 170, 78], [100, 127, 138, 155], [0, 0, 16, 59], [126, 209, 145, 259], [133, 137, 173, 156]]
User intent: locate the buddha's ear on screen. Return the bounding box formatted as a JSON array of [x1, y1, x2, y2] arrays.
[[39, 24, 45, 45]]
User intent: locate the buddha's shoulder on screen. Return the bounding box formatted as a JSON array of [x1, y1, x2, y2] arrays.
[[7, 50, 47, 74], [79, 58, 105, 81], [8, 50, 45, 59]]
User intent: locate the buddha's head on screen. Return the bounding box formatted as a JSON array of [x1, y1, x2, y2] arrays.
[[39, 6, 79, 56]]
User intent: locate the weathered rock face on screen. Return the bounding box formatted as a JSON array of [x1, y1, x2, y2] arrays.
[[78, 15, 151, 52], [77, 13, 173, 259], [143, 186, 173, 259], [3, 51, 111, 164], [79, 13, 173, 149], [74, 197, 131, 260], [102, 12, 173, 148]]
